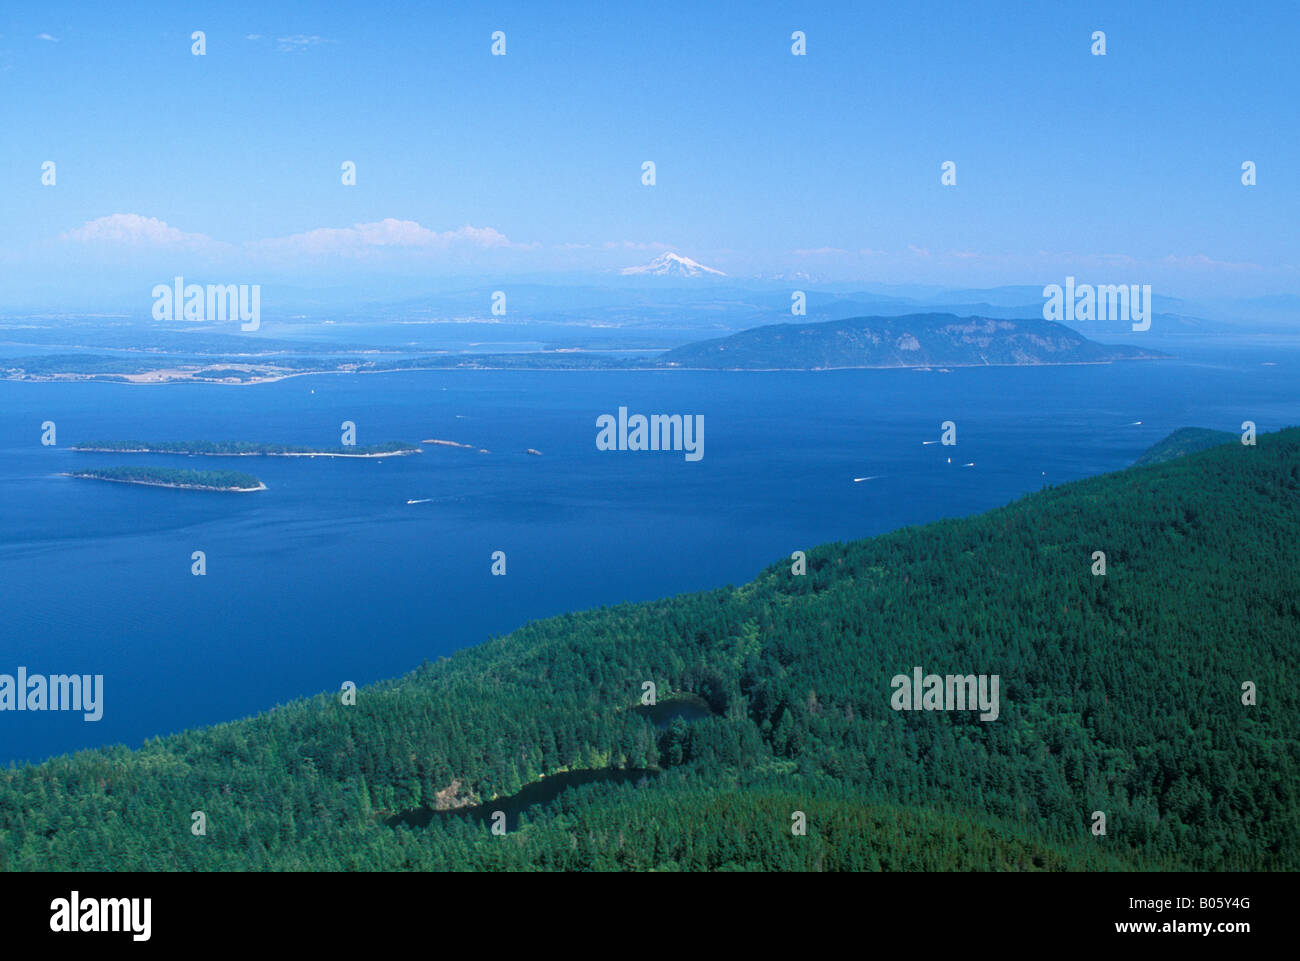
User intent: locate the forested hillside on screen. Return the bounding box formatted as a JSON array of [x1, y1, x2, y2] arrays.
[[1134, 426, 1238, 466], [3, 428, 1297, 872], [657, 314, 1163, 369], [69, 466, 264, 491]]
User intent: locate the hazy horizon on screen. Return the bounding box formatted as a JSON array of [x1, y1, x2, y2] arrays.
[[2, 0, 1297, 311]]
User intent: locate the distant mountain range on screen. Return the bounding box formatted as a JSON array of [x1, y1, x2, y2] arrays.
[[11, 273, 1286, 345], [658, 313, 1165, 369]]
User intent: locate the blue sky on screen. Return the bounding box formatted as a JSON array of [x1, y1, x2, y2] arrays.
[[1, 0, 1297, 305]]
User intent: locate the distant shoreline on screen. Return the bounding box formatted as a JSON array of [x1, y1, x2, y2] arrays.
[[71, 445, 420, 458], [64, 472, 266, 493], [5, 355, 1168, 386]]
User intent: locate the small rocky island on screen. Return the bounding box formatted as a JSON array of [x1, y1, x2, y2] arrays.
[[422, 439, 492, 454]]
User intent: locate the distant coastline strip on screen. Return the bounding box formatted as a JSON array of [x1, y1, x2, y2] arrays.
[[72, 440, 420, 458], [67, 467, 266, 492]]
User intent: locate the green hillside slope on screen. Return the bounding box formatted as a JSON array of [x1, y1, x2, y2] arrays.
[[3, 428, 1297, 872], [1134, 427, 1238, 466]]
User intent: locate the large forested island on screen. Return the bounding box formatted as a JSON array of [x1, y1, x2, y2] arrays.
[[8, 427, 1297, 871], [657, 314, 1164, 369], [72, 440, 420, 457], [68, 466, 266, 492]]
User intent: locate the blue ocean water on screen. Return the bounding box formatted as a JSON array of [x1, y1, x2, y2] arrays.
[[1, 346, 1297, 763]]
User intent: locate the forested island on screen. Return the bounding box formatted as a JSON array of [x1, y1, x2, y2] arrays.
[[8, 426, 1297, 871], [68, 466, 266, 492], [72, 440, 420, 458], [658, 314, 1165, 369]]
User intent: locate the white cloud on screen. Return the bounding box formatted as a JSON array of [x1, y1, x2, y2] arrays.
[[276, 34, 332, 52], [36, 33, 59, 43], [60, 214, 217, 249], [58, 215, 529, 263], [246, 34, 262, 41]]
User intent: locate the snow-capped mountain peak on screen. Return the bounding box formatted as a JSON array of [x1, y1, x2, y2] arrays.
[[620, 252, 726, 278]]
